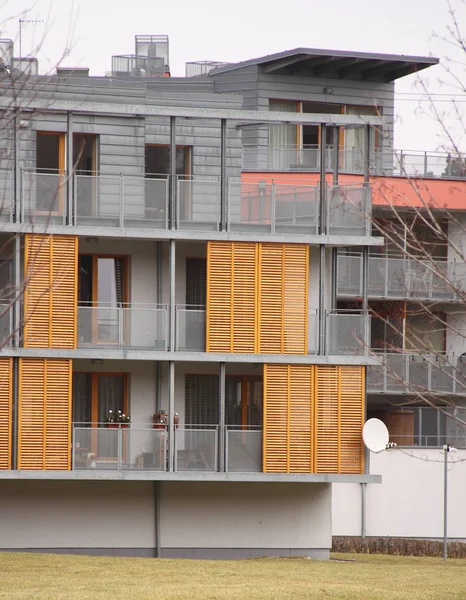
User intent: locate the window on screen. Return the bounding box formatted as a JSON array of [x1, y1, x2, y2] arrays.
[[72, 372, 128, 458], [185, 374, 263, 427], [35, 132, 65, 214], [145, 145, 191, 177], [78, 255, 128, 344], [186, 258, 206, 307]]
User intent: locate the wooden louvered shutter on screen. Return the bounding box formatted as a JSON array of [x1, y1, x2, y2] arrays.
[[18, 358, 72, 470], [315, 365, 365, 474], [24, 234, 77, 349], [258, 243, 308, 354], [339, 366, 365, 474], [283, 244, 308, 354], [0, 358, 12, 469], [207, 241, 256, 353], [263, 364, 314, 473], [315, 366, 340, 473]]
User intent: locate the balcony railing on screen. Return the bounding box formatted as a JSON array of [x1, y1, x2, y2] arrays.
[[75, 304, 367, 355], [77, 304, 169, 350], [12, 170, 372, 237], [338, 255, 466, 301], [381, 435, 466, 448], [0, 169, 13, 222], [72, 424, 262, 473], [326, 310, 370, 355], [175, 306, 206, 351], [242, 145, 466, 180], [367, 353, 466, 394]]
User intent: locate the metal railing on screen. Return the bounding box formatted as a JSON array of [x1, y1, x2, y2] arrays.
[[242, 145, 466, 180], [0, 169, 13, 222], [225, 426, 262, 472], [77, 304, 169, 350], [174, 426, 218, 472], [242, 145, 381, 174], [326, 310, 370, 355], [338, 255, 466, 301], [384, 435, 466, 448], [175, 306, 206, 351], [72, 424, 264, 472], [327, 184, 370, 236], [73, 424, 167, 470], [308, 309, 318, 355], [367, 353, 466, 394], [227, 180, 319, 234], [14, 170, 373, 236], [21, 170, 66, 225]]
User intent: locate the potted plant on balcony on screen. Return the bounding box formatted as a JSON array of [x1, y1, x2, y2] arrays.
[[105, 409, 130, 428]]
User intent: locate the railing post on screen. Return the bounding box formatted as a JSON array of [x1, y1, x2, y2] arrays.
[[219, 362, 226, 472], [66, 111, 73, 226], [424, 151, 428, 178], [117, 426, 123, 471], [119, 173, 124, 228], [220, 118, 227, 232], [20, 168, 24, 223], [271, 181, 276, 234], [168, 361, 175, 472], [169, 116, 176, 229], [71, 426, 75, 471], [118, 306, 124, 350]]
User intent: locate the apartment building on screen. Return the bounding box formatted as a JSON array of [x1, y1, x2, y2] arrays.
[[0, 35, 462, 555]]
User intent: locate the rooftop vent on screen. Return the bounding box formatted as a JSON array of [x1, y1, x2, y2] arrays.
[[185, 61, 229, 77], [56, 66, 89, 77]]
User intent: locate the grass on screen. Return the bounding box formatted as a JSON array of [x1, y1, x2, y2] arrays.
[[1, 552, 466, 600]]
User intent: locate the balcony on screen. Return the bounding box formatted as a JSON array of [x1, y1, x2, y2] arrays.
[[367, 353, 466, 394], [12, 171, 372, 237], [242, 145, 466, 179], [75, 304, 368, 355], [72, 424, 262, 473], [0, 169, 13, 222], [337, 255, 466, 301], [0, 303, 13, 347]]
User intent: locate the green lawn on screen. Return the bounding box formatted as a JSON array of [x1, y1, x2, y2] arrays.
[[1, 552, 465, 600]]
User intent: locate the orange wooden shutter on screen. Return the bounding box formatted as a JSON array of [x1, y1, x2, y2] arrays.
[[315, 365, 365, 474], [207, 241, 308, 355], [207, 241, 256, 353], [258, 243, 308, 354], [0, 358, 12, 469], [263, 364, 313, 473], [18, 358, 72, 470], [24, 234, 77, 349], [339, 366, 365, 474]]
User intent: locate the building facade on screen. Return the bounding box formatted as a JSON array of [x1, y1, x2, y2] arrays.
[[0, 36, 463, 555]]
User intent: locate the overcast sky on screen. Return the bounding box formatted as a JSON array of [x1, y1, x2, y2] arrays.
[[3, 0, 466, 152]]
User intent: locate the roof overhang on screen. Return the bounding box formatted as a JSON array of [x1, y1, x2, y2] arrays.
[[210, 48, 439, 82]]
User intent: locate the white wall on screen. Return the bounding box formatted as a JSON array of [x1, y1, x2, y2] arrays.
[[161, 482, 331, 549], [0, 481, 155, 548], [333, 448, 466, 539]]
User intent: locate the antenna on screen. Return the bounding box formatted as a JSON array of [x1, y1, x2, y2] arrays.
[[362, 418, 389, 453], [18, 17, 44, 59]]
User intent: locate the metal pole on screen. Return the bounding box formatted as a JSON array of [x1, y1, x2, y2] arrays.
[[168, 361, 175, 472], [443, 444, 449, 560], [219, 362, 226, 472], [155, 242, 163, 412], [169, 239, 176, 352], [319, 124, 327, 235], [154, 481, 161, 557], [13, 109, 19, 223], [14, 233, 21, 347], [331, 126, 339, 309], [220, 118, 227, 232], [319, 125, 327, 355], [361, 482, 367, 538], [169, 116, 176, 229], [66, 111, 73, 225]]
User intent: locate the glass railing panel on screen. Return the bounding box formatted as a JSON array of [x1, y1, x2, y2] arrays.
[[22, 171, 66, 225], [226, 427, 262, 472], [177, 177, 220, 231]]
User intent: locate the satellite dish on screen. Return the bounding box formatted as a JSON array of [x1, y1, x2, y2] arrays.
[[362, 418, 389, 453]]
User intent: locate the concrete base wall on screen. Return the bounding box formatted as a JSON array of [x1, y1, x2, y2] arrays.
[[0, 481, 332, 557]]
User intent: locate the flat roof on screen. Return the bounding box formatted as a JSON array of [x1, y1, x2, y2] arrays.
[[210, 48, 439, 82]]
